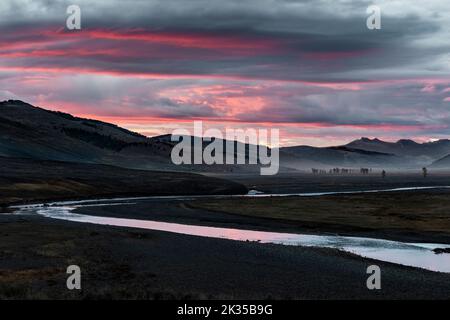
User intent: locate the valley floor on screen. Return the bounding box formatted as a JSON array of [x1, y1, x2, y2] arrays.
[[2, 172, 450, 299], [1, 214, 450, 300]]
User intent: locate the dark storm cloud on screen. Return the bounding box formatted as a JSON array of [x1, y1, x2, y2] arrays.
[[1, 0, 449, 82], [1, 0, 450, 145]]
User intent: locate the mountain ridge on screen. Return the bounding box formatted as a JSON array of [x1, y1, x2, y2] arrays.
[[2, 100, 450, 170]]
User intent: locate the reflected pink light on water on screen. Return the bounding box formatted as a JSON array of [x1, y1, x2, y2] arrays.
[[38, 207, 450, 273], [13, 195, 450, 274]]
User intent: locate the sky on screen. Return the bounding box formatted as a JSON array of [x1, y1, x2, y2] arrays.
[[0, 0, 449, 146]]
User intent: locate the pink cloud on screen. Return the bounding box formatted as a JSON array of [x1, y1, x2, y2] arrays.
[[421, 84, 436, 93]]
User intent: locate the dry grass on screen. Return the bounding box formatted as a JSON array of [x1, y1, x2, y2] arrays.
[[190, 191, 450, 234]]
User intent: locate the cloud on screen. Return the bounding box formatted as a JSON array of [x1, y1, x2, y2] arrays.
[[0, 0, 450, 145]]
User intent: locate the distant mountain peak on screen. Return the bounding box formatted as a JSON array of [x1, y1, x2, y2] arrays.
[[356, 137, 383, 143], [396, 139, 418, 145], [427, 139, 450, 144], [0, 99, 33, 107]]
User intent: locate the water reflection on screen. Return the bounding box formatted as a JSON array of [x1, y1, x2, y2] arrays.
[[14, 198, 450, 273]]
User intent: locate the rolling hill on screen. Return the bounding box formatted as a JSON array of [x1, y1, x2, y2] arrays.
[[345, 137, 450, 164], [0, 100, 264, 173], [2, 100, 450, 171]]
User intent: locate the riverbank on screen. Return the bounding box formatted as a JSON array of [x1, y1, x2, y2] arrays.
[[214, 171, 450, 194], [189, 189, 450, 244], [72, 189, 450, 244], [0, 157, 247, 206], [1, 213, 450, 299], [4, 173, 450, 299]]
